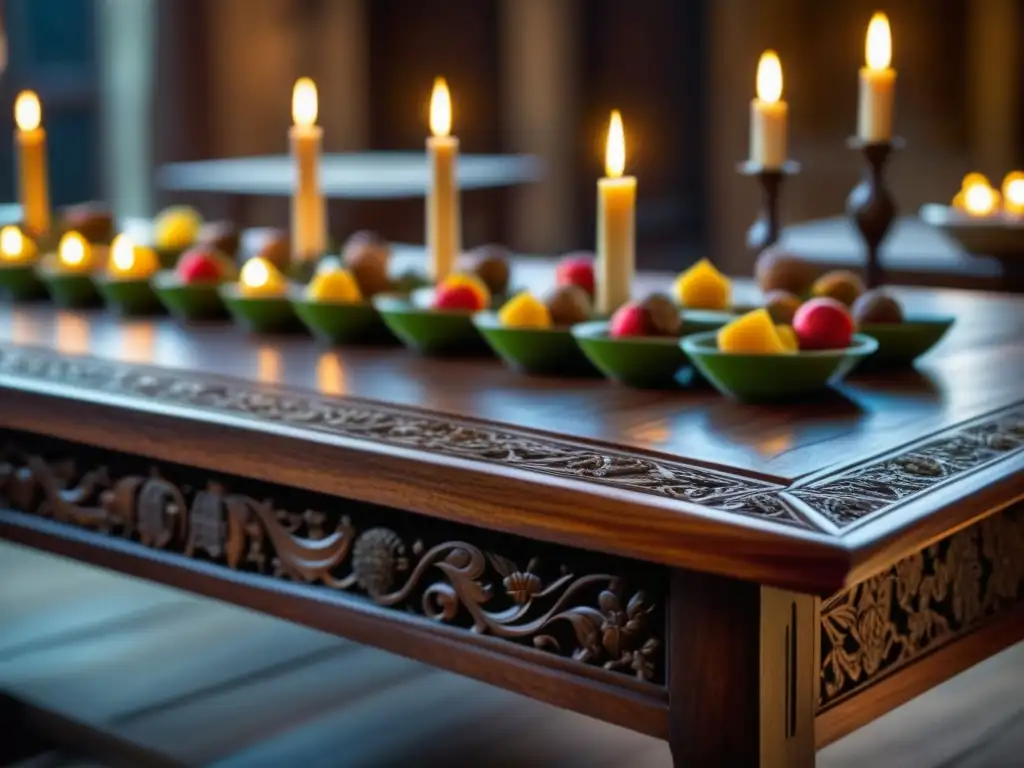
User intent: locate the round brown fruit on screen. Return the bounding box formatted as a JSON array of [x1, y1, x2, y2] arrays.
[[463, 244, 511, 296], [253, 229, 292, 271], [811, 269, 865, 307], [754, 248, 818, 296], [59, 201, 114, 244], [342, 231, 390, 271], [544, 284, 592, 326], [763, 289, 802, 324], [640, 293, 682, 336], [197, 220, 240, 257], [851, 289, 904, 325]]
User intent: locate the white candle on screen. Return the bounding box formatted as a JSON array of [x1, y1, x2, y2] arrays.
[[858, 12, 896, 143], [426, 77, 461, 283], [750, 51, 787, 168], [290, 78, 327, 262], [596, 110, 636, 316], [14, 91, 51, 237]]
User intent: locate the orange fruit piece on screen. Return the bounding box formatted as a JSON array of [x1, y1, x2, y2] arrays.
[[498, 292, 552, 329], [674, 258, 731, 310], [775, 324, 799, 354], [717, 309, 786, 354]]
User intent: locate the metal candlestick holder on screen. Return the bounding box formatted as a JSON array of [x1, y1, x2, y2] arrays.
[[846, 137, 903, 289], [737, 160, 801, 256]]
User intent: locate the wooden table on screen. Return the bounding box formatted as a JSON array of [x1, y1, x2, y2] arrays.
[[0, 265, 1022, 767]]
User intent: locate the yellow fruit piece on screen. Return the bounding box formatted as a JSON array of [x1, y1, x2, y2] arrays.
[[775, 324, 799, 354], [307, 268, 363, 303], [440, 273, 491, 308], [238, 257, 287, 298], [717, 309, 786, 354], [674, 258, 731, 310], [498, 292, 552, 329], [153, 206, 203, 250]]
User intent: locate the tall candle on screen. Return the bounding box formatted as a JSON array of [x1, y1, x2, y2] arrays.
[[290, 77, 326, 262], [596, 110, 636, 316], [749, 51, 787, 168], [858, 12, 896, 143], [426, 77, 461, 283], [14, 91, 51, 237]]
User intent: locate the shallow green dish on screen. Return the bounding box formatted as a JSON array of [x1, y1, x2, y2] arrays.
[[572, 322, 687, 389], [94, 274, 164, 316], [220, 285, 301, 334], [473, 312, 598, 377], [292, 295, 395, 345], [373, 291, 489, 356], [151, 270, 227, 322], [0, 263, 47, 301], [857, 316, 955, 369], [681, 331, 878, 402], [36, 267, 102, 309]]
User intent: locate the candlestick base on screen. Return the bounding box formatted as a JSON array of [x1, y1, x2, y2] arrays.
[[847, 137, 904, 289], [737, 160, 801, 257]]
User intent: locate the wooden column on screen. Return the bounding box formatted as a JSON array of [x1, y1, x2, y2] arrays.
[[499, 0, 579, 254], [96, 0, 158, 219], [967, 0, 1022, 176], [668, 570, 816, 767]]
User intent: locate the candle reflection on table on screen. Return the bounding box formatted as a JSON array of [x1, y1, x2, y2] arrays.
[[316, 353, 347, 396], [257, 346, 282, 383], [54, 313, 91, 355], [118, 324, 156, 363]]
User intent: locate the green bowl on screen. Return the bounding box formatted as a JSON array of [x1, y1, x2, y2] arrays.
[[292, 294, 396, 345], [151, 270, 228, 322], [681, 331, 878, 402], [220, 284, 301, 334], [678, 309, 737, 332], [473, 312, 598, 377], [572, 322, 687, 388], [94, 274, 164, 316], [857, 316, 955, 369], [36, 267, 102, 309], [0, 262, 47, 301], [373, 291, 489, 356]]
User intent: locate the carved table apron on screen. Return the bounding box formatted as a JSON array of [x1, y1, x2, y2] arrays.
[[1, 286, 1023, 767]]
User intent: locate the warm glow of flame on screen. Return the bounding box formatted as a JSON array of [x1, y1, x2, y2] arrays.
[[962, 172, 987, 188], [429, 77, 452, 137], [604, 110, 626, 179], [756, 50, 783, 103], [1001, 172, 1024, 212], [14, 90, 40, 131], [59, 232, 88, 267], [241, 257, 271, 289], [865, 12, 892, 70], [110, 234, 136, 272], [0, 225, 25, 260], [963, 181, 998, 217], [292, 78, 318, 127]]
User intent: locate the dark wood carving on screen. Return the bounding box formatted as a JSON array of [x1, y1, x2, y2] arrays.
[[3, 345, 1023, 532], [790, 405, 1024, 525], [0, 439, 665, 684], [817, 503, 1024, 710]]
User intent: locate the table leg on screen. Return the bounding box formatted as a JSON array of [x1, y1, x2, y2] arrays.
[[668, 569, 817, 767]]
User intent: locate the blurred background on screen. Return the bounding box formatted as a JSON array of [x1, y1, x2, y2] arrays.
[[0, 0, 1021, 277]]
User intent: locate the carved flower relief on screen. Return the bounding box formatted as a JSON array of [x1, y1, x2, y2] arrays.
[[350, 528, 411, 598], [504, 571, 543, 605], [597, 585, 660, 680]]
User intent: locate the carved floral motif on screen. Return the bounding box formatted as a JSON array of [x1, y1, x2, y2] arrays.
[[0, 448, 664, 684], [818, 505, 1024, 709]]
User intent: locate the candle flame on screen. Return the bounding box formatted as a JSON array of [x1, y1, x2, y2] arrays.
[[0, 226, 25, 260], [961, 180, 998, 217], [865, 12, 892, 71], [604, 110, 626, 178], [110, 234, 136, 272], [241, 257, 271, 289], [59, 231, 88, 268], [429, 77, 452, 138], [292, 78, 318, 127], [756, 50, 783, 103], [1001, 171, 1024, 212], [14, 90, 40, 131]]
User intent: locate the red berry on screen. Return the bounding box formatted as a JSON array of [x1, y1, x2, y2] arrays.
[[792, 297, 854, 350], [433, 284, 484, 311], [609, 303, 651, 338], [556, 254, 596, 298], [177, 249, 222, 283]]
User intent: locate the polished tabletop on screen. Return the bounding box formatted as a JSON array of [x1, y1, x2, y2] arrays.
[[158, 152, 543, 199], [1, 253, 1022, 592]]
